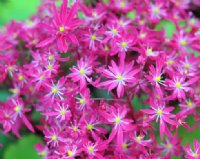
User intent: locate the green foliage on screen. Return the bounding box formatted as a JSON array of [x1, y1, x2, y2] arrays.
[[3, 135, 42, 159], [155, 20, 176, 39], [0, 88, 11, 102], [0, 0, 39, 25]]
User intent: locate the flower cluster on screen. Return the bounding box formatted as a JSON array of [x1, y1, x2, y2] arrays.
[[1, 0, 200, 158]]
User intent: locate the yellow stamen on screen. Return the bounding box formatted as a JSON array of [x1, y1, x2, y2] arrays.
[[185, 63, 190, 69], [122, 143, 127, 149], [140, 33, 146, 38], [51, 87, 57, 94], [92, 12, 97, 17], [146, 48, 153, 55], [90, 35, 96, 40], [176, 82, 181, 88], [120, 1, 126, 8], [73, 126, 77, 132], [115, 117, 121, 123], [88, 146, 94, 153], [136, 135, 142, 142], [121, 42, 127, 47], [153, 7, 160, 14], [39, 151, 46, 156], [167, 60, 174, 65], [167, 143, 172, 149], [14, 106, 21, 112], [60, 109, 66, 115], [187, 101, 193, 107], [47, 64, 53, 70], [193, 153, 198, 158], [48, 55, 54, 61], [116, 75, 123, 81], [18, 75, 24, 81], [67, 150, 73, 156], [112, 29, 118, 34], [157, 109, 163, 115], [51, 135, 57, 141], [59, 26, 65, 32], [180, 39, 187, 46], [155, 76, 161, 82], [86, 124, 93, 131], [79, 99, 85, 104], [79, 69, 86, 75]]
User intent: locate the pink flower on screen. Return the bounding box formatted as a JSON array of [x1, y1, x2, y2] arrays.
[[100, 105, 134, 147], [68, 57, 94, 89], [142, 103, 176, 138], [100, 60, 139, 98], [37, 0, 80, 52], [184, 140, 200, 159]]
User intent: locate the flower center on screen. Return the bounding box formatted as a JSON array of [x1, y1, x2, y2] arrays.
[[51, 135, 57, 141], [193, 153, 198, 158], [167, 60, 174, 65], [90, 35, 96, 40], [157, 108, 163, 115], [86, 124, 93, 130], [187, 101, 193, 107], [180, 39, 187, 46], [48, 55, 54, 61], [88, 146, 94, 153], [120, 1, 126, 8], [79, 69, 86, 75], [73, 126, 78, 132], [146, 48, 153, 55], [79, 99, 85, 104], [116, 75, 124, 81], [52, 87, 58, 94], [115, 117, 121, 123], [59, 26, 65, 32], [39, 151, 46, 156], [112, 29, 118, 34], [60, 109, 66, 115], [155, 76, 161, 82], [121, 42, 127, 48], [14, 106, 21, 113], [185, 63, 190, 69], [140, 33, 146, 38], [153, 7, 160, 14], [167, 143, 172, 149], [18, 75, 24, 81], [67, 150, 73, 156], [122, 143, 127, 149], [136, 135, 142, 142], [92, 12, 98, 17], [175, 82, 181, 88]]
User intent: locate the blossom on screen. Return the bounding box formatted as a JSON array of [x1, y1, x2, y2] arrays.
[[142, 104, 176, 138], [37, 0, 80, 52], [184, 140, 200, 159], [99, 60, 139, 98]]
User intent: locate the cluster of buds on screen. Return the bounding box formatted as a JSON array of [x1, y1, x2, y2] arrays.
[[1, 0, 200, 158]]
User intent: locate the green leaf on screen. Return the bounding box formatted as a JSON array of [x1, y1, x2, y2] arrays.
[[0, 88, 10, 102], [126, 11, 136, 20], [3, 135, 42, 159], [0, 0, 39, 25], [178, 115, 200, 146], [155, 20, 176, 39]]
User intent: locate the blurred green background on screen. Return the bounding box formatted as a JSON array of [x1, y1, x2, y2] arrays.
[[0, 0, 200, 159]]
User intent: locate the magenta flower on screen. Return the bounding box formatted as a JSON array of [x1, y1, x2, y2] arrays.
[[100, 105, 134, 147], [68, 57, 93, 89], [184, 140, 200, 159], [142, 104, 176, 138], [166, 76, 198, 100], [37, 0, 80, 52], [100, 60, 139, 98]]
